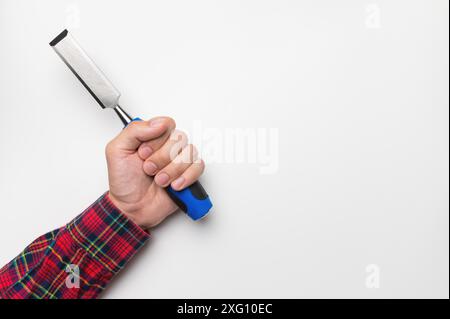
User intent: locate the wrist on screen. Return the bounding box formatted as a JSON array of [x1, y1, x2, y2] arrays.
[[107, 192, 147, 230]]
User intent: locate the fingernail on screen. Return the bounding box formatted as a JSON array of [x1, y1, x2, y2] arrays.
[[144, 161, 158, 175], [171, 176, 185, 190], [155, 172, 170, 186], [150, 118, 164, 127], [139, 146, 153, 159]]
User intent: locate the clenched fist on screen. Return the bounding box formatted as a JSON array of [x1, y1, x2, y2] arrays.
[[105, 117, 205, 229]]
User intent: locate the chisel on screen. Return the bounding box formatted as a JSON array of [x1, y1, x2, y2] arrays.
[[49, 29, 212, 221]]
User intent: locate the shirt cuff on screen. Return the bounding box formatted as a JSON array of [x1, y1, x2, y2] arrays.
[[66, 193, 150, 274]]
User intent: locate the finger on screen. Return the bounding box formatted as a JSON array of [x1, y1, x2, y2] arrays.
[[153, 144, 199, 187], [108, 117, 173, 153], [142, 130, 188, 176], [137, 117, 176, 160], [170, 159, 205, 191]]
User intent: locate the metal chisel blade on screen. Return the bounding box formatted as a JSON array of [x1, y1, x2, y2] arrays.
[[50, 29, 121, 109]]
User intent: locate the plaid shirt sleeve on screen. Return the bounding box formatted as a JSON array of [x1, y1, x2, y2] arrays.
[[0, 192, 150, 299]]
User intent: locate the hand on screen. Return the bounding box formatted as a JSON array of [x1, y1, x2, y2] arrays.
[[105, 117, 205, 229]]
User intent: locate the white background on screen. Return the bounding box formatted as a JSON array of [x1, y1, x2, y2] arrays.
[[0, 0, 448, 298]]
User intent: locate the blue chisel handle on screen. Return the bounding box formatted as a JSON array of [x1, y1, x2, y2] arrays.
[[130, 118, 212, 220]]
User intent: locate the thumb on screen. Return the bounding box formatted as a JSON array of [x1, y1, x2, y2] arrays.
[[110, 117, 173, 152]]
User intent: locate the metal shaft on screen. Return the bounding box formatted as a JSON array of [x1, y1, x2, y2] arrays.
[[114, 105, 133, 126]]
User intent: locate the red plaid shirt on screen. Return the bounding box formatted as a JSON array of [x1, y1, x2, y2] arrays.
[[0, 193, 149, 299]]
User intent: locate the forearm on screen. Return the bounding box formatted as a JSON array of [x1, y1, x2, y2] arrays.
[[0, 193, 149, 299]]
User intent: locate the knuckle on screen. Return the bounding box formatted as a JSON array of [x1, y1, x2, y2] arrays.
[[178, 145, 198, 164], [153, 149, 172, 165], [198, 159, 205, 172], [157, 116, 176, 129], [165, 116, 176, 128], [168, 145, 181, 162], [186, 144, 199, 160], [105, 141, 115, 155], [170, 129, 188, 143], [175, 161, 187, 173]]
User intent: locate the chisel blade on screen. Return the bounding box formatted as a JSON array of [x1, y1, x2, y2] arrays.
[[50, 29, 121, 109]]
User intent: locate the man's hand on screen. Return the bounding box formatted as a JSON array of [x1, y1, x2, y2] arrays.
[[105, 117, 205, 229]]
